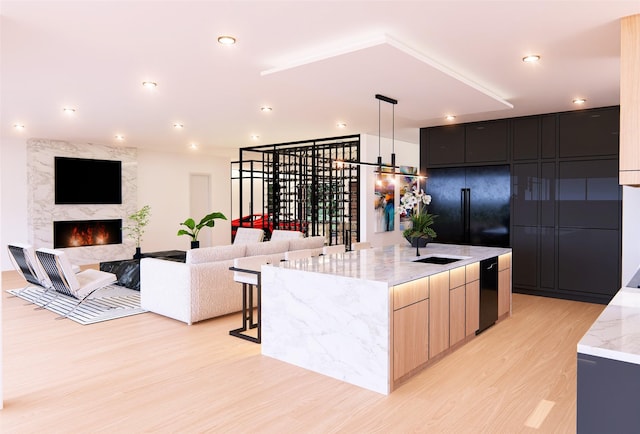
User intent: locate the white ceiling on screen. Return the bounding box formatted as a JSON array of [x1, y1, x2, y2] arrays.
[[2, 1, 639, 156]]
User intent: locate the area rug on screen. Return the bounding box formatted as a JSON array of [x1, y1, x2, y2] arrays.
[[7, 285, 147, 325]]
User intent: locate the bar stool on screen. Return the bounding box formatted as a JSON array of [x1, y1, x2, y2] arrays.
[[229, 254, 269, 343], [322, 244, 346, 255], [284, 249, 315, 261]]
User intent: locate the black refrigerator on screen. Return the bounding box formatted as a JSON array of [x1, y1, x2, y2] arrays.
[[425, 165, 511, 247]]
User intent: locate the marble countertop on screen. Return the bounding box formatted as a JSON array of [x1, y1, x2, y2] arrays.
[[578, 286, 640, 365], [272, 242, 511, 286]]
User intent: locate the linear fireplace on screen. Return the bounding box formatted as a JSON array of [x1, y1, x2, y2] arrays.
[[54, 219, 122, 248]]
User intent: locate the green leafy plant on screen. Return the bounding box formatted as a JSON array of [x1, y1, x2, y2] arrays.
[[177, 211, 227, 241], [398, 188, 437, 240], [123, 205, 151, 247]]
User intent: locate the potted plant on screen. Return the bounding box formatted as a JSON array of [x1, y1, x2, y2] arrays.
[[122, 205, 152, 259], [398, 187, 437, 256], [177, 211, 227, 248]]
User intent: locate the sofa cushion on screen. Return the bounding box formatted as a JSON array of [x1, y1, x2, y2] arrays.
[[245, 240, 290, 258], [289, 235, 325, 251], [186, 244, 247, 264]]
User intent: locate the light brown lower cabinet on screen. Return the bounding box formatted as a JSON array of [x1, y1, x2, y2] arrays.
[[429, 271, 450, 358], [393, 299, 429, 380], [449, 285, 466, 346], [498, 253, 512, 317], [465, 279, 480, 336]]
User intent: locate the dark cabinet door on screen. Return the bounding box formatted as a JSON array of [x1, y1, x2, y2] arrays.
[[512, 163, 539, 226], [423, 125, 465, 166], [512, 226, 538, 288], [512, 117, 539, 161], [558, 159, 621, 229], [558, 107, 620, 158], [465, 120, 508, 163], [558, 228, 620, 296]]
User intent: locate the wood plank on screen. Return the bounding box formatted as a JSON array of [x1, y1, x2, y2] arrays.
[[429, 271, 450, 358], [466, 262, 480, 282], [498, 252, 511, 271], [393, 300, 429, 381], [0, 269, 605, 433], [449, 265, 466, 289], [620, 14, 640, 186], [449, 285, 465, 346], [499, 268, 511, 317], [466, 280, 480, 336], [393, 277, 428, 310]]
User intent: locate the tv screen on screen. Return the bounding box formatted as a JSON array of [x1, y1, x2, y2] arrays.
[[55, 157, 122, 204]]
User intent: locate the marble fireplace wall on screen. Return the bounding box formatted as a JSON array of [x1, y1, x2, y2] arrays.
[[27, 138, 137, 265]]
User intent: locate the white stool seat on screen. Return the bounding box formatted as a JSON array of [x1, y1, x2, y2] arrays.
[[284, 249, 314, 261], [322, 244, 346, 255], [233, 255, 269, 285]]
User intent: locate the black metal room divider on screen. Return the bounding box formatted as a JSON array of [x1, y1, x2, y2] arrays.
[[231, 135, 360, 248]]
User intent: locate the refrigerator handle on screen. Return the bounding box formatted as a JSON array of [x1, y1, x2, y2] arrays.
[[460, 188, 467, 240], [464, 188, 471, 243]]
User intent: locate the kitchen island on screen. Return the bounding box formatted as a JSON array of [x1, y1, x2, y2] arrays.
[[261, 243, 512, 394]]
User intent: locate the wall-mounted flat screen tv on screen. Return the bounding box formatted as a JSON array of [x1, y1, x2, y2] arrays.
[[55, 157, 122, 204]]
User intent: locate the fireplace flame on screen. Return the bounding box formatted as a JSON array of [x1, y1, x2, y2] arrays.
[[56, 220, 121, 248]]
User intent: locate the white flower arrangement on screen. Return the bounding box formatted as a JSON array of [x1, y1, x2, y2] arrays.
[[398, 187, 437, 240]]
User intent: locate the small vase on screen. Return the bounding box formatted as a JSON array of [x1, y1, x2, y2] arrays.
[[191, 240, 200, 249], [133, 247, 143, 260]]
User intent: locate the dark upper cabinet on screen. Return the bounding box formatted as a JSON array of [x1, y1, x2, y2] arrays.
[[422, 125, 465, 166], [512, 163, 539, 226], [558, 107, 620, 158], [465, 120, 508, 163], [541, 115, 557, 159], [513, 117, 539, 161], [558, 159, 621, 229]]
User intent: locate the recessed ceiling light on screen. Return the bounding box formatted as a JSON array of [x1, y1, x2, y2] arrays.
[[522, 54, 541, 63], [445, 115, 456, 121], [189, 143, 198, 150], [251, 135, 260, 140], [573, 98, 587, 105], [217, 35, 236, 46], [142, 81, 157, 89], [63, 107, 76, 114], [13, 123, 25, 130], [260, 106, 272, 112], [173, 123, 184, 129], [337, 122, 347, 128], [115, 134, 125, 141]]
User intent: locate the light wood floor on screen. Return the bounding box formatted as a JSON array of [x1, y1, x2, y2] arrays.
[[1, 270, 604, 433]]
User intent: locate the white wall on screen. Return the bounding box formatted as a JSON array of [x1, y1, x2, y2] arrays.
[[622, 186, 640, 285], [359, 134, 420, 247], [1, 139, 29, 270], [137, 148, 233, 253]]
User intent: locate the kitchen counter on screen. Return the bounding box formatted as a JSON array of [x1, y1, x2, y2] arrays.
[[261, 242, 512, 394], [273, 242, 511, 286], [578, 286, 640, 365]]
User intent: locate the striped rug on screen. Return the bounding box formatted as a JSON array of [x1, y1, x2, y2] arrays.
[[8, 285, 147, 325]]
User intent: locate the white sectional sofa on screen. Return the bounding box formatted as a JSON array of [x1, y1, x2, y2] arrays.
[[140, 236, 325, 325]]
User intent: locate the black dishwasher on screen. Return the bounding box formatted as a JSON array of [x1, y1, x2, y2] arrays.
[[478, 256, 498, 334]]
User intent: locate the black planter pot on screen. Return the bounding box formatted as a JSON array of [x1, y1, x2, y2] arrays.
[[191, 240, 200, 249], [405, 235, 431, 256], [133, 247, 143, 260]]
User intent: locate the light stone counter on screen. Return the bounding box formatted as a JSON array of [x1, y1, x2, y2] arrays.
[[577, 286, 640, 365], [261, 242, 511, 394]]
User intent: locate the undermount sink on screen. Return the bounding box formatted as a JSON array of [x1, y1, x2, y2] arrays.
[[413, 255, 471, 265]]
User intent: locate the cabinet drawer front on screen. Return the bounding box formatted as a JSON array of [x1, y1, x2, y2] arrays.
[[393, 278, 428, 310], [466, 262, 480, 282], [449, 266, 466, 289], [499, 253, 512, 271]]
